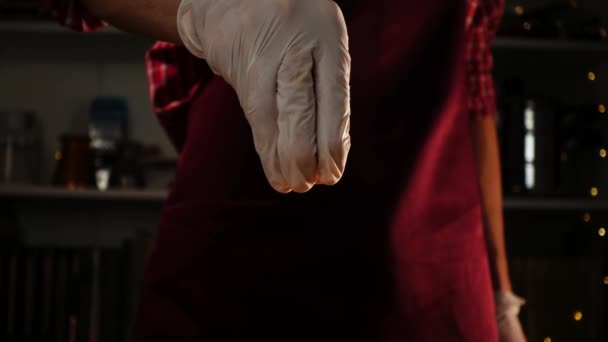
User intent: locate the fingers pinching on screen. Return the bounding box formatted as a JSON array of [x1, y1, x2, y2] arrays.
[[276, 47, 318, 193], [245, 68, 292, 193], [314, 8, 352, 185]]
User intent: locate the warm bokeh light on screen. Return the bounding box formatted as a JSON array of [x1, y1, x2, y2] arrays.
[[600, 149, 607, 158], [603, 276, 608, 285], [523, 22, 531, 31], [590, 187, 599, 197], [599, 227, 606, 237], [599, 104, 606, 113], [573, 311, 583, 321], [583, 212, 591, 222], [514, 5, 524, 15], [588, 72, 596, 81], [544, 338, 552, 342]]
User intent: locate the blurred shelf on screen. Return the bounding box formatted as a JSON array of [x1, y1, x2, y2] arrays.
[[141, 157, 178, 168], [1, 185, 606, 211], [3, 22, 607, 53], [492, 37, 608, 53], [0, 20, 122, 34], [0, 185, 168, 203], [503, 196, 608, 211]]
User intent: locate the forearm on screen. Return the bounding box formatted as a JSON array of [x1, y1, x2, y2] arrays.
[[81, 0, 182, 44], [471, 115, 512, 292]]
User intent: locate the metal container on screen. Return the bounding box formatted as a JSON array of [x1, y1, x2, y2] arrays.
[[0, 110, 41, 184], [53, 134, 93, 189]]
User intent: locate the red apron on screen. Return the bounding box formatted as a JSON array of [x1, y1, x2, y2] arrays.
[[132, 0, 498, 340]]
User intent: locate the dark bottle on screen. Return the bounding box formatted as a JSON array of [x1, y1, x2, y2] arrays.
[[523, 99, 557, 194], [109, 141, 146, 190], [499, 78, 557, 195], [499, 78, 527, 195]]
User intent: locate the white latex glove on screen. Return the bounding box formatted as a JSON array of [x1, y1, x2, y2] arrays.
[[496, 291, 527, 342], [177, 0, 352, 193]]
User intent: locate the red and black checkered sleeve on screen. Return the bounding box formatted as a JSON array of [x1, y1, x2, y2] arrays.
[[42, 0, 106, 32], [145, 41, 212, 152], [465, 0, 505, 118]]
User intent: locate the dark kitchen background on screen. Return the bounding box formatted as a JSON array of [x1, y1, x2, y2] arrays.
[[1, 0, 608, 341]]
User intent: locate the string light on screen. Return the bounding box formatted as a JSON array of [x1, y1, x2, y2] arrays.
[[544, 338, 552, 342], [514, 5, 524, 15], [583, 212, 591, 222], [590, 187, 599, 197], [568, 31, 605, 338], [585, 48, 604, 328]]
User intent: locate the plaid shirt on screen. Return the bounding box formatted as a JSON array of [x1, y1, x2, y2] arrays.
[[466, 0, 505, 119], [45, 0, 504, 147]]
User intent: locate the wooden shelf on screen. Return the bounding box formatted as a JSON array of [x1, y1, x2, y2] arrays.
[[0, 20, 122, 34], [141, 157, 178, 168], [492, 37, 608, 53], [3, 21, 607, 52], [4, 21, 608, 56], [503, 196, 608, 211], [0, 185, 167, 203], [0, 185, 605, 211]]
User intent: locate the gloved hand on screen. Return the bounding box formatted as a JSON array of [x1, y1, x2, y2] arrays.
[[496, 291, 527, 342], [177, 0, 352, 193]]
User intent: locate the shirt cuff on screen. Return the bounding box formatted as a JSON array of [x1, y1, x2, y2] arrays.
[[42, 0, 106, 32], [468, 71, 497, 118], [144, 41, 212, 151]]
